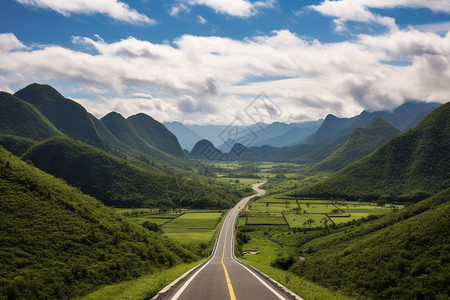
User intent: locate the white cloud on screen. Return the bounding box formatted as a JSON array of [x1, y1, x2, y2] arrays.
[[197, 15, 207, 24], [311, 0, 450, 31], [169, 3, 190, 17], [175, 0, 276, 18], [414, 21, 450, 34], [15, 0, 155, 25], [0, 29, 449, 124], [0, 33, 28, 52]]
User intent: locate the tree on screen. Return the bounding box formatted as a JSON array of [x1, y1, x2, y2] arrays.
[[142, 221, 161, 232]]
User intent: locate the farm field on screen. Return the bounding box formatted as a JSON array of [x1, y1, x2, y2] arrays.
[[162, 212, 224, 244]]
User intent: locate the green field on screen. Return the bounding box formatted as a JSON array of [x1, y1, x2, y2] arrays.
[[162, 212, 223, 244], [283, 213, 329, 228]]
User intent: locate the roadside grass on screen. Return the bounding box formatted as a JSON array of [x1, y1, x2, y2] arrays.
[[162, 212, 223, 244], [79, 259, 205, 300], [238, 227, 354, 300]]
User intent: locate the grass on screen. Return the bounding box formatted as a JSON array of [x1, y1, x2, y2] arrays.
[[283, 214, 329, 228], [79, 259, 205, 300], [162, 212, 223, 244], [239, 228, 354, 300]]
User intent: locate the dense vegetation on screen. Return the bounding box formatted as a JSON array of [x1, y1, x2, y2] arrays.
[[22, 137, 250, 208], [312, 117, 402, 172], [0, 146, 198, 299], [289, 188, 450, 299], [294, 103, 450, 202], [14, 83, 104, 147], [128, 113, 185, 158], [0, 135, 37, 157], [0, 91, 61, 141]]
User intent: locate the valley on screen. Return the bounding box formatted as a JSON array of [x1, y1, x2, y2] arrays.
[[0, 83, 448, 300]]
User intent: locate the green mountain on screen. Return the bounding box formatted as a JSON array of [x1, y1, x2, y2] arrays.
[[290, 188, 450, 299], [190, 139, 227, 160], [0, 91, 61, 141], [305, 101, 440, 144], [128, 113, 185, 158], [312, 117, 402, 172], [0, 145, 196, 299], [14, 83, 103, 147], [295, 103, 449, 201], [0, 135, 37, 157], [22, 136, 247, 208]]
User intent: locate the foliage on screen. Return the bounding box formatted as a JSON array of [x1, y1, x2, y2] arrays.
[[0, 91, 61, 141], [22, 136, 250, 208], [312, 117, 402, 172], [0, 134, 37, 156], [289, 189, 450, 299], [294, 103, 450, 202], [0, 146, 198, 299]]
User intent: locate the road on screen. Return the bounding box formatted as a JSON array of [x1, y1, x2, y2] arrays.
[[158, 181, 297, 300]]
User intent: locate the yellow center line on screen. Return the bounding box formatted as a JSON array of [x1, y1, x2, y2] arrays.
[[221, 215, 237, 300]]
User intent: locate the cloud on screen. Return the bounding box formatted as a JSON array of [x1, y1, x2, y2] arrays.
[[311, 0, 450, 31], [0, 28, 449, 124], [174, 0, 276, 18], [0, 33, 28, 52], [414, 21, 450, 34], [169, 3, 190, 17], [15, 0, 155, 25], [197, 15, 207, 24]]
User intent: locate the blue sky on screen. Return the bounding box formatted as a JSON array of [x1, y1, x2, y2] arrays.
[[1, 0, 450, 124]]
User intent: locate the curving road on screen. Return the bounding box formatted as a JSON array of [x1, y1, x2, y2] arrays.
[[158, 181, 298, 300]]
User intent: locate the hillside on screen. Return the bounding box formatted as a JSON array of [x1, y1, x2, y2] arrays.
[[128, 113, 185, 158], [312, 117, 402, 172], [290, 188, 450, 299], [294, 102, 449, 201], [190, 139, 227, 161], [0, 145, 197, 299], [164, 122, 203, 151], [0, 91, 61, 141], [14, 83, 103, 147], [22, 137, 247, 208], [0, 135, 37, 157], [305, 101, 440, 144]]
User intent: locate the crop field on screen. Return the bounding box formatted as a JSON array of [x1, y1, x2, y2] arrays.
[[162, 212, 223, 244], [283, 213, 329, 228]]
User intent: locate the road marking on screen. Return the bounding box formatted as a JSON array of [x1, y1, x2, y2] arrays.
[[170, 213, 230, 300], [221, 216, 237, 300]]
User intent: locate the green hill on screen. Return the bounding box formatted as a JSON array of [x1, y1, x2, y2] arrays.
[[0, 145, 197, 299], [290, 188, 450, 299], [312, 117, 402, 172], [22, 136, 247, 208], [14, 83, 104, 147], [127, 113, 185, 158], [0, 91, 61, 141], [294, 103, 449, 201], [0, 135, 37, 156]]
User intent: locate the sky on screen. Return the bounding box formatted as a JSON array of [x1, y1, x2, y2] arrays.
[[1, 0, 450, 125]]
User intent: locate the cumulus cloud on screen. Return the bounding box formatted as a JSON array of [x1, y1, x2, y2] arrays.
[[173, 0, 277, 18], [0, 28, 449, 124], [15, 0, 155, 25], [311, 0, 450, 31]]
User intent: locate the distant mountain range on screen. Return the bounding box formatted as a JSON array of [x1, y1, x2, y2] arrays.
[[295, 102, 450, 201]]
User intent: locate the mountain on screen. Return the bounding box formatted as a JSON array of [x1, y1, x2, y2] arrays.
[[185, 124, 230, 147], [0, 135, 37, 157], [312, 117, 403, 172], [305, 101, 440, 144], [101, 112, 186, 167], [164, 122, 203, 151], [0, 145, 196, 299], [190, 139, 227, 161], [14, 83, 103, 147], [128, 114, 185, 158], [295, 102, 449, 201], [22, 136, 244, 208], [0, 91, 62, 141], [291, 188, 450, 299]]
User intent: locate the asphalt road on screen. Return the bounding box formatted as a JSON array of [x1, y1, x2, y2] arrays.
[[160, 181, 297, 300]]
